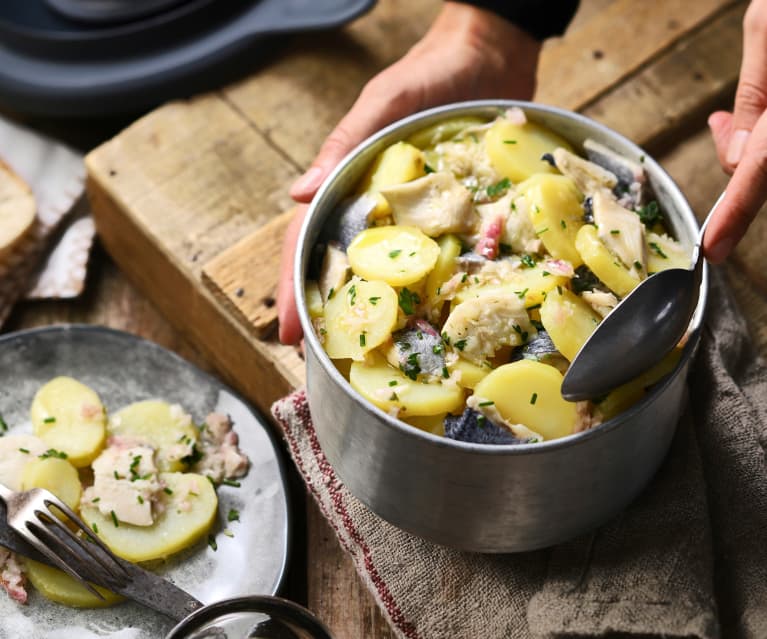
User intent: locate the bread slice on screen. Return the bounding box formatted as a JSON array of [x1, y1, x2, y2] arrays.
[[0, 158, 36, 260]]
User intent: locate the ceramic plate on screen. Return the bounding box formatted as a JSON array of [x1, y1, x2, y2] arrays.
[[0, 325, 291, 639]]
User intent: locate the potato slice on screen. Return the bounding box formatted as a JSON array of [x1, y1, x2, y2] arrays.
[[598, 347, 683, 420], [356, 141, 426, 218], [473, 360, 577, 440], [0, 434, 48, 490], [485, 118, 572, 182], [109, 400, 198, 472], [347, 225, 440, 287], [21, 457, 81, 511], [24, 559, 123, 609], [424, 234, 461, 306], [402, 413, 446, 436], [524, 174, 584, 266], [350, 351, 464, 417], [575, 224, 641, 297], [324, 278, 399, 360], [540, 286, 601, 362], [30, 376, 107, 468], [407, 116, 487, 149], [646, 232, 691, 273], [447, 357, 491, 389], [305, 280, 324, 319], [80, 472, 217, 563]]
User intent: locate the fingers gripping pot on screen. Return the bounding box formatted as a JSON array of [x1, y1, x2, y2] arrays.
[[294, 101, 706, 553]]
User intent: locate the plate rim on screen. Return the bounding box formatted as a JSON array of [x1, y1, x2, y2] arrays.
[[0, 322, 294, 600]]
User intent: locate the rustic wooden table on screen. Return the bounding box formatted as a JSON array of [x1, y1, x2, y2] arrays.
[[6, 0, 767, 637]]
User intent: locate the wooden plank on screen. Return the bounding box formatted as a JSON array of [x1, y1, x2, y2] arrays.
[[582, 4, 745, 154], [536, 0, 741, 110], [202, 209, 295, 339]]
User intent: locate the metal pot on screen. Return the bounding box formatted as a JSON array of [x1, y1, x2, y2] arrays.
[[295, 101, 706, 553]]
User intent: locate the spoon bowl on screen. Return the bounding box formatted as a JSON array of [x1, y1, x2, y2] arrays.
[[561, 193, 722, 401]]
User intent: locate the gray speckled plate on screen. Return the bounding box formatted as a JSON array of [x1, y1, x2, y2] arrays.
[[0, 325, 291, 639]]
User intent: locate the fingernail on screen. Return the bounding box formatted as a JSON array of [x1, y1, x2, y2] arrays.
[[726, 129, 750, 166], [707, 236, 734, 264], [291, 166, 323, 195]]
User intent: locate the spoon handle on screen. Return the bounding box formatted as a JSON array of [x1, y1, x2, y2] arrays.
[[691, 191, 726, 265]]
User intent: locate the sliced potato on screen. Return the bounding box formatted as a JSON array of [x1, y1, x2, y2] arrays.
[[575, 224, 641, 297], [24, 559, 123, 609], [447, 357, 491, 389], [350, 351, 464, 417], [80, 472, 217, 563], [524, 174, 584, 266], [598, 347, 683, 420], [540, 286, 601, 362], [30, 376, 107, 468], [305, 280, 324, 319], [485, 118, 572, 183], [473, 360, 577, 440], [0, 434, 48, 490], [402, 413, 446, 436], [21, 457, 81, 511], [324, 278, 399, 360], [109, 400, 198, 472], [356, 141, 426, 218], [646, 232, 691, 273], [424, 234, 461, 306], [407, 116, 487, 149], [347, 225, 440, 287]]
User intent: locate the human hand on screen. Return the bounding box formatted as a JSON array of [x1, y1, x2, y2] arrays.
[[278, 1, 543, 344], [706, 0, 767, 263]]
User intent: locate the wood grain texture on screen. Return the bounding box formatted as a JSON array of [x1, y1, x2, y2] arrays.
[[202, 209, 295, 339], [536, 0, 742, 110]]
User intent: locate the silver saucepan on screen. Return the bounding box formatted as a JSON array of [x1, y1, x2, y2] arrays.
[[295, 100, 706, 553]]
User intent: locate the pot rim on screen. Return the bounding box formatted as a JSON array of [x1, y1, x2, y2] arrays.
[[295, 99, 707, 456]]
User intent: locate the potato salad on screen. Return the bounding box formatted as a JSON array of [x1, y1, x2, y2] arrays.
[[0, 376, 248, 607], [307, 108, 690, 445]]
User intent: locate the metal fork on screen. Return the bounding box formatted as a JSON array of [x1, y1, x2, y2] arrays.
[[0, 481, 130, 599]]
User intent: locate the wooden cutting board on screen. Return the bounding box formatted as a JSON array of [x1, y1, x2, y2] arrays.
[[85, 0, 747, 419]]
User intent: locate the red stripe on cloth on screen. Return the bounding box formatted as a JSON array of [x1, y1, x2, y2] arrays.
[[273, 391, 420, 639]]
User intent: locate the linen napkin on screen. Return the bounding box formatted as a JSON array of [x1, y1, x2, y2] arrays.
[[271, 268, 767, 639], [0, 115, 95, 326]]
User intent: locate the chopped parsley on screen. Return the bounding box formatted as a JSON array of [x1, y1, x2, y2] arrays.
[[348, 284, 357, 305], [521, 254, 536, 268], [389, 392, 399, 401], [454, 339, 467, 351], [432, 343, 445, 355], [114, 470, 121, 480], [91, 497, 100, 503], [442, 366, 450, 379], [477, 415, 486, 428], [111, 511, 119, 527], [39, 449, 67, 460], [222, 479, 241, 488], [486, 177, 511, 198], [208, 535, 218, 551], [227, 509, 240, 523], [18, 448, 29, 454], [359, 333, 366, 347], [636, 200, 663, 226], [181, 444, 203, 466], [649, 242, 668, 259], [402, 352, 421, 380], [424, 164, 435, 174], [0, 413, 6, 433], [398, 288, 420, 315], [92, 523, 99, 534], [541, 271, 551, 277], [461, 273, 468, 283], [530, 393, 538, 405], [535, 227, 549, 236], [610, 229, 621, 235], [514, 288, 528, 300], [503, 139, 517, 144], [388, 380, 398, 387], [137, 495, 144, 504], [368, 296, 381, 305], [478, 400, 495, 407], [634, 261, 643, 270], [43, 417, 56, 424], [560, 220, 567, 229], [442, 332, 450, 345], [388, 249, 402, 259], [163, 487, 173, 495], [327, 287, 335, 300]]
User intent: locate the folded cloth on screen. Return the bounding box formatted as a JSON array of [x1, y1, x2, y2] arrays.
[[0, 115, 95, 326], [272, 267, 767, 639]]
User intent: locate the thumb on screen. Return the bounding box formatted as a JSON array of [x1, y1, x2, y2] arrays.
[[708, 110, 735, 174], [726, 4, 767, 169]]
